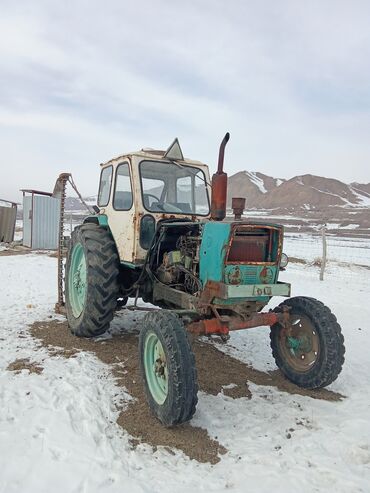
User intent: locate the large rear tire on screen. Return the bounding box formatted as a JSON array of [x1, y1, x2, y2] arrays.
[[139, 311, 198, 426], [270, 296, 345, 388], [65, 223, 119, 337]]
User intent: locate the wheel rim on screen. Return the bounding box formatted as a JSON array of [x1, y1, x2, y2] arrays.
[[143, 332, 168, 405], [280, 315, 320, 372], [68, 243, 87, 318]]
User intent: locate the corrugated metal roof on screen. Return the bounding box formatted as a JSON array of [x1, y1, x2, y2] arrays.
[[20, 189, 52, 196]]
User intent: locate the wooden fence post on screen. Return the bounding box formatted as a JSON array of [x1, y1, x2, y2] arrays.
[[320, 224, 327, 281]]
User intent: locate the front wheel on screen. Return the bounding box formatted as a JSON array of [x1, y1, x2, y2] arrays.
[[270, 297, 345, 389], [139, 311, 198, 426]]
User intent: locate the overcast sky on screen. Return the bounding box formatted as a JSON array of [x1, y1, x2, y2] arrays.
[[1, 0, 369, 201]]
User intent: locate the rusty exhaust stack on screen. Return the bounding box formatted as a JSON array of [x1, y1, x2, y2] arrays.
[[210, 132, 230, 221]]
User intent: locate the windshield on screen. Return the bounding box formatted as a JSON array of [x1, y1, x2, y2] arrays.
[[139, 160, 210, 215]]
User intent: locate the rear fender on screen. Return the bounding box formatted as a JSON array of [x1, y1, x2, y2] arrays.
[[83, 214, 109, 228]]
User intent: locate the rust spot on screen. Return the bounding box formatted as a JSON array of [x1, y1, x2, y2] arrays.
[[231, 197, 246, 220], [227, 266, 241, 285], [187, 318, 229, 336], [198, 280, 227, 308], [187, 311, 283, 336], [259, 266, 274, 284], [210, 172, 228, 221], [160, 213, 175, 219]]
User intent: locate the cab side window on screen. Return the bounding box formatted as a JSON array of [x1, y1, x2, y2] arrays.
[[98, 166, 113, 207], [113, 162, 133, 210]]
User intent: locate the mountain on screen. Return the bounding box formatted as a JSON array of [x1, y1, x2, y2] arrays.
[[351, 182, 370, 196], [227, 172, 370, 211], [65, 196, 97, 211], [225, 172, 285, 206], [64, 173, 370, 214]]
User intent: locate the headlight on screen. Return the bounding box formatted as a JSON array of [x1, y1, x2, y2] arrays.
[[280, 253, 289, 269]]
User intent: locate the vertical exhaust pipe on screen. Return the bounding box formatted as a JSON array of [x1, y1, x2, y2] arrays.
[[210, 132, 230, 221]]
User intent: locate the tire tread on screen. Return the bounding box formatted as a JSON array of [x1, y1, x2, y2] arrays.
[[270, 296, 345, 388], [65, 223, 119, 338], [139, 311, 198, 426]]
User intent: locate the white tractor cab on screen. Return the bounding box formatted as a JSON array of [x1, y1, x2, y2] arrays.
[[96, 139, 211, 264]]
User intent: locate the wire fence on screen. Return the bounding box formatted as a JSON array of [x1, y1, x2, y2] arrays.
[[65, 215, 370, 269], [18, 213, 369, 285], [283, 228, 370, 286]]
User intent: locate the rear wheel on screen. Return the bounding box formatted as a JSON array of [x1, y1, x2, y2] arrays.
[[270, 297, 345, 388], [139, 311, 198, 426], [65, 223, 119, 337]]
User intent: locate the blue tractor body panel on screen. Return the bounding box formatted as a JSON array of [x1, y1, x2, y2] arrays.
[[199, 221, 290, 303], [199, 222, 230, 284]]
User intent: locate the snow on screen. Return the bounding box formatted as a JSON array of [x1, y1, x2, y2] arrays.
[[1, 253, 370, 492], [245, 172, 267, 194], [326, 223, 341, 230], [309, 187, 353, 206], [341, 224, 360, 230], [349, 187, 370, 207], [236, 210, 269, 216], [85, 196, 98, 206]]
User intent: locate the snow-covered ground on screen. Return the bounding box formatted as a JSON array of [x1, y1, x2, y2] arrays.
[[0, 254, 369, 492]]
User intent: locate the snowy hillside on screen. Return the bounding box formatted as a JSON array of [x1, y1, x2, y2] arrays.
[[63, 174, 370, 215], [228, 172, 370, 211]]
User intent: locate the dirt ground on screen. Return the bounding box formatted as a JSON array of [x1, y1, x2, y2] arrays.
[[7, 357, 44, 374], [29, 317, 343, 464], [0, 246, 56, 257], [0, 248, 31, 257]]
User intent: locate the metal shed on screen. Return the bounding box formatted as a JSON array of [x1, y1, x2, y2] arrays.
[[21, 189, 61, 249], [0, 199, 17, 243]]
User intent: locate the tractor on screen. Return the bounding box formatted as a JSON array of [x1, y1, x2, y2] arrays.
[[65, 133, 345, 426]]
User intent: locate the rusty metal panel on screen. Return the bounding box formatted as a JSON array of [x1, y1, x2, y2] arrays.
[[31, 195, 60, 249], [228, 235, 269, 262], [210, 133, 229, 221], [153, 282, 196, 310], [0, 204, 17, 242], [225, 224, 283, 265]]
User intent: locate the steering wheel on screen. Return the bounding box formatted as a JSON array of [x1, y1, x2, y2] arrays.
[[145, 193, 160, 203], [144, 193, 165, 211]]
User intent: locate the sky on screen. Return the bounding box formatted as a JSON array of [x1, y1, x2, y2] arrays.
[[1, 0, 370, 202]]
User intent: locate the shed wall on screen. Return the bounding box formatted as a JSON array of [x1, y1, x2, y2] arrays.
[[23, 196, 32, 247], [0, 205, 17, 242], [32, 195, 60, 249]]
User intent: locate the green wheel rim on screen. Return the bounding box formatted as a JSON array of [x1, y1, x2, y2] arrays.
[[68, 242, 87, 318], [281, 315, 320, 372], [143, 332, 168, 405]]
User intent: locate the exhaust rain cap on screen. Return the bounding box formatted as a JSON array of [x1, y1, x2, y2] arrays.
[[164, 138, 184, 161]]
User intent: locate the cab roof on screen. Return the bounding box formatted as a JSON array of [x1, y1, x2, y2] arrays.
[[100, 149, 207, 168]]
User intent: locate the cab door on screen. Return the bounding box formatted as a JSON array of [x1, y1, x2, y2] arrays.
[[98, 161, 135, 263]]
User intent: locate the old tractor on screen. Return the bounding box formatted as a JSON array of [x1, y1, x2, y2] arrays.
[[65, 134, 345, 426]]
